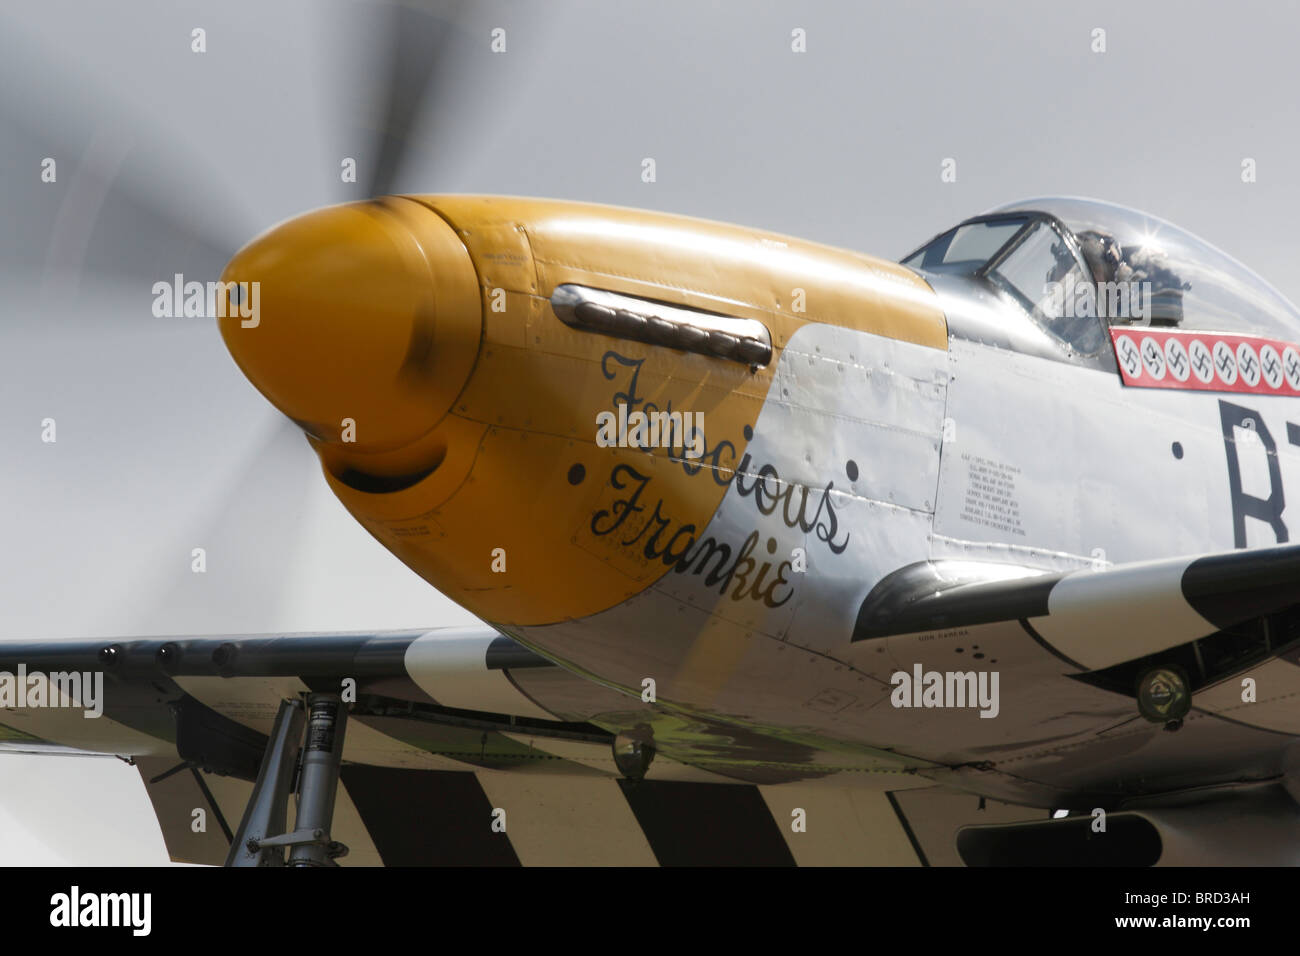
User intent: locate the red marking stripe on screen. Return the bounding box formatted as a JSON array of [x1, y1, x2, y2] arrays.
[[1110, 327, 1300, 395]]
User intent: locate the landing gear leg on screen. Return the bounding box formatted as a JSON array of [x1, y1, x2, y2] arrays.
[[224, 693, 350, 867], [287, 694, 350, 867]]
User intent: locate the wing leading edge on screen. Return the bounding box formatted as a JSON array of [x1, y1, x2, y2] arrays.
[[854, 543, 1300, 673]]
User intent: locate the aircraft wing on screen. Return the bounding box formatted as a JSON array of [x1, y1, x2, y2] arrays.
[[13, 543, 1298, 866], [0, 626, 948, 865], [855, 543, 1300, 699]]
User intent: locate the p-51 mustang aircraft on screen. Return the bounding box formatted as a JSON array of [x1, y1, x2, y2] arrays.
[[11, 189, 1300, 866], [11, 0, 1300, 868]]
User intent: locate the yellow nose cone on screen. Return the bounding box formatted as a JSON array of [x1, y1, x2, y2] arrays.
[[218, 198, 482, 459]]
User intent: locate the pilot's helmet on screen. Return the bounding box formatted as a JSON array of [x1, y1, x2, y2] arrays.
[[1076, 230, 1121, 284]]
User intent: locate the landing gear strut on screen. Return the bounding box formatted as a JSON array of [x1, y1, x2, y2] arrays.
[[225, 693, 350, 867]]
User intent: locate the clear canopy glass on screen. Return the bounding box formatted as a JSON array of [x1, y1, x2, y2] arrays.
[[904, 197, 1300, 347], [988, 197, 1300, 341]]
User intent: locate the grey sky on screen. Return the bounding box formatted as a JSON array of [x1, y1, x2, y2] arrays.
[[1, 0, 1297, 864]]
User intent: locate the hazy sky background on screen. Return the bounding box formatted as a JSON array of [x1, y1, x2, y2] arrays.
[[1, 0, 1298, 864]]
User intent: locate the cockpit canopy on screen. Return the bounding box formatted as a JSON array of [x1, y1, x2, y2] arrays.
[[902, 197, 1300, 364]]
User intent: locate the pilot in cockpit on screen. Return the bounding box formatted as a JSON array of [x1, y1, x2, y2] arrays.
[[1077, 230, 1124, 286], [1075, 229, 1188, 327]]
